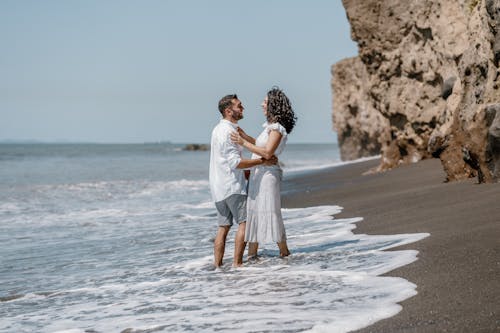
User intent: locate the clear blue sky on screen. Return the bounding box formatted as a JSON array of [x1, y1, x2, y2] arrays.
[[0, 0, 357, 144]]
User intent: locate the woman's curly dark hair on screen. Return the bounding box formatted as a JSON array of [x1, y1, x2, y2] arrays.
[[266, 87, 297, 134]]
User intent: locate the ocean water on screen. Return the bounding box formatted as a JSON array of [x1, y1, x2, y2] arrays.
[[0, 143, 428, 333]]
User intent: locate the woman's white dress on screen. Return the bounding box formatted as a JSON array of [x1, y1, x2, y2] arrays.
[[245, 122, 288, 243]]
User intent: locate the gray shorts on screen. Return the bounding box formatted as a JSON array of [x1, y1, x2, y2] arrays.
[[215, 194, 247, 227]]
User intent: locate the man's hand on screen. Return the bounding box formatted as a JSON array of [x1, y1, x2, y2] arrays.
[[262, 155, 278, 166]]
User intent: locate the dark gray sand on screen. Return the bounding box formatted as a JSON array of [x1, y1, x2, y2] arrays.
[[282, 158, 500, 333]]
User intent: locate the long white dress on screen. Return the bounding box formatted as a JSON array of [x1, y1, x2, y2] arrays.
[[245, 122, 288, 243]]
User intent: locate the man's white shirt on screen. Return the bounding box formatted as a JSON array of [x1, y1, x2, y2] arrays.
[[209, 119, 247, 202]]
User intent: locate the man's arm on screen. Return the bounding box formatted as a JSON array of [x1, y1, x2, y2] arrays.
[[237, 156, 278, 169], [237, 158, 262, 169]]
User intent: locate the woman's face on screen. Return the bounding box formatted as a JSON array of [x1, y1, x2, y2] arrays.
[[261, 96, 268, 118]]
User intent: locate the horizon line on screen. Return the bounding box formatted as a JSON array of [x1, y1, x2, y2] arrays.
[[0, 140, 338, 145]]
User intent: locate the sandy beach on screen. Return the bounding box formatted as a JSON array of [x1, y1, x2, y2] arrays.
[[282, 158, 500, 333]]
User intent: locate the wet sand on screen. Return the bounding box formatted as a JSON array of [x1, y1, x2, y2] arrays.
[[282, 158, 500, 333]]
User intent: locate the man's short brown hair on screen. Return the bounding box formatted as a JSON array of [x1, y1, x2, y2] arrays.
[[218, 94, 238, 115]]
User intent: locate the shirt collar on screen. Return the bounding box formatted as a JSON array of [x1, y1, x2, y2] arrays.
[[221, 119, 238, 129]]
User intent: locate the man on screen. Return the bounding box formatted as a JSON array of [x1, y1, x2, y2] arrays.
[[209, 94, 276, 267]]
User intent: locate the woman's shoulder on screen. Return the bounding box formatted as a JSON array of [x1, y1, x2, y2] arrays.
[[266, 122, 287, 136]]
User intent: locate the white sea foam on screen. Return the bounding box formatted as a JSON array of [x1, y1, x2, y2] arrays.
[[0, 202, 23, 214], [284, 155, 381, 174], [1, 204, 429, 333], [131, 179, 210, 197], [32, 179, 209, 197], [170, 200, 214, 210]]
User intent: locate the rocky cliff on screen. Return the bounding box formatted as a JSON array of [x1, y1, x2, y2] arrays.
[[332, 0, 500, 182]]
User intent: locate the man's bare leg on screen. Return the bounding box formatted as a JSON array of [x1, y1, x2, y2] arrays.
[[278, 240, 290, 257], [214, 226, 230, 267], [248, 242, 259, 258], [233, 222, 247, 267]]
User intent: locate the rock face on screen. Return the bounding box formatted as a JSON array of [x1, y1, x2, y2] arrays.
[[183, 144, 209, 151], [331, 57, 389, 161], [333, 0, 500, 182]]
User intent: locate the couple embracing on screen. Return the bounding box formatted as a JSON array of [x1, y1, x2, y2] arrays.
[[209, 87, 297, 267]]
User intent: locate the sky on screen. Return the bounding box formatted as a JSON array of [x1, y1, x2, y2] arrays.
[[0, 0, 358, 144]]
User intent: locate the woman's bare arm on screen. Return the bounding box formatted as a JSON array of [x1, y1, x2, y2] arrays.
[[231, 130, 281, 160], [237, 127, 256, 144]]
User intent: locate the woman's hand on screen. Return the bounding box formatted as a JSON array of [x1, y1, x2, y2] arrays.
[[230, 131, 245, 145]]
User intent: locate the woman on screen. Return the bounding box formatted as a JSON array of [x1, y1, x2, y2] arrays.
[[230, 87, 297, 258]]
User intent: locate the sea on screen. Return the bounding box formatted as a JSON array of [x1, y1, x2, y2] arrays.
[[0, 143, 428, 333]]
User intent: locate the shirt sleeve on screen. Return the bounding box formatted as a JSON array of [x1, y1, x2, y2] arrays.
[[224, 132, 242, 170], [267, 123, 287, 137]]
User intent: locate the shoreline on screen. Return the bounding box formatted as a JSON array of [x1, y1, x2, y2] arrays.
[[282, 158, 500, 332]]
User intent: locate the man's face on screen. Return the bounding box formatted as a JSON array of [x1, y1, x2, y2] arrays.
[[227, 99, 244, 121]]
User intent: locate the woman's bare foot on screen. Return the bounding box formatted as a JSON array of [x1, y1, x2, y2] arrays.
[[248, 242, 259, 258], [277, 241, 290, 257]]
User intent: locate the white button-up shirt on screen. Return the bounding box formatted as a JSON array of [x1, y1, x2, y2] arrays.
[[209, 119, 246, 202]]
